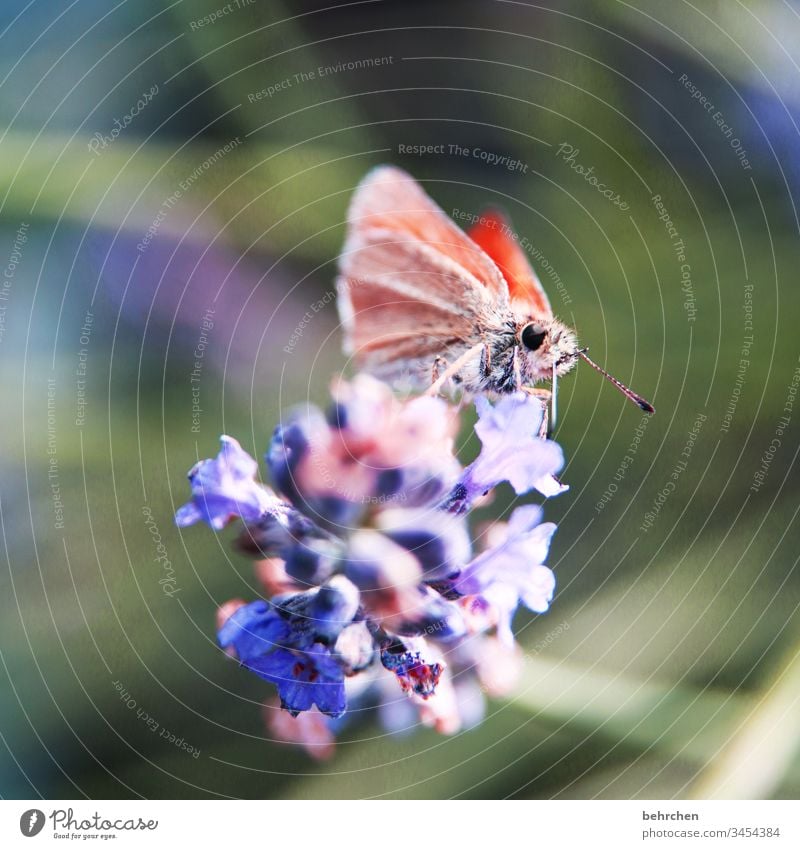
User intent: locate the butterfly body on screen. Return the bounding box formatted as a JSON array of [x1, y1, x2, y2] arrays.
[[448, 315, 579, 396], [337, 166, 653, 414]]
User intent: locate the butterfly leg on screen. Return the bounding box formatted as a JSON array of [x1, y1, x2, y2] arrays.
[[431, 356, 448, 384], [520, 386, 552, 438], [432, 357, 467, 411], [509, 348, 552, 434], [534, 389, 552, 438], [425, 342, 485, 397], [480, 343, 492, 378]]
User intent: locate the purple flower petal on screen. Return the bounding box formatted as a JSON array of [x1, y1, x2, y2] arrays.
[[218, 599, 293, 659], [249, 645, 347, 718], [457, 505, 557, 644], [217, 588, 357, 718], [176, 435, 280, 530], [442, 394, 567, 513]]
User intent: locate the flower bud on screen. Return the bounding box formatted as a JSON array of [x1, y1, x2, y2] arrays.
[[309, 575, 361, 643]]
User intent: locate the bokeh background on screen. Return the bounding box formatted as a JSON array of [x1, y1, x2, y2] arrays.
[[1, 0, 799, 800]]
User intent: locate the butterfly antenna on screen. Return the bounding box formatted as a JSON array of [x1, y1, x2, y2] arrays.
[[577, 349, 655, 414]]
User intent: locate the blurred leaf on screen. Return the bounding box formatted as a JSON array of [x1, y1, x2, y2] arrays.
[[690, 638, 800, 799], [0, 133, 383, 261], [514, 654, 745, 765]]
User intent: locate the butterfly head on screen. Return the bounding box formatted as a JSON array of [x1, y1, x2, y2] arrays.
[[517, 317, 580, 381]]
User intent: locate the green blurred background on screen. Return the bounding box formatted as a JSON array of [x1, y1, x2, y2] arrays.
[[1, 0, 799, 799]]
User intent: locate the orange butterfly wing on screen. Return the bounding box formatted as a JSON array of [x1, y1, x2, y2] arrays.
[[337, 167, 512, 376], [467, 207, 552, 319]]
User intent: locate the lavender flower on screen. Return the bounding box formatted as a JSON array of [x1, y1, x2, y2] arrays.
[[454, 505, 557, 645], [175, 435, 281, 530], [344, 530, 466, 638], [218, 577, 359, 717], [268, 376, 460, 528], [177, 376, 567, 753], [443, 393, 567, 513]]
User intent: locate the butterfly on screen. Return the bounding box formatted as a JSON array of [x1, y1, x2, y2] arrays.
[[336, 166, 654, 427]]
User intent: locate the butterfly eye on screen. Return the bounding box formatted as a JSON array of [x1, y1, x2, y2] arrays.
[[521, 323, 547, 352]]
